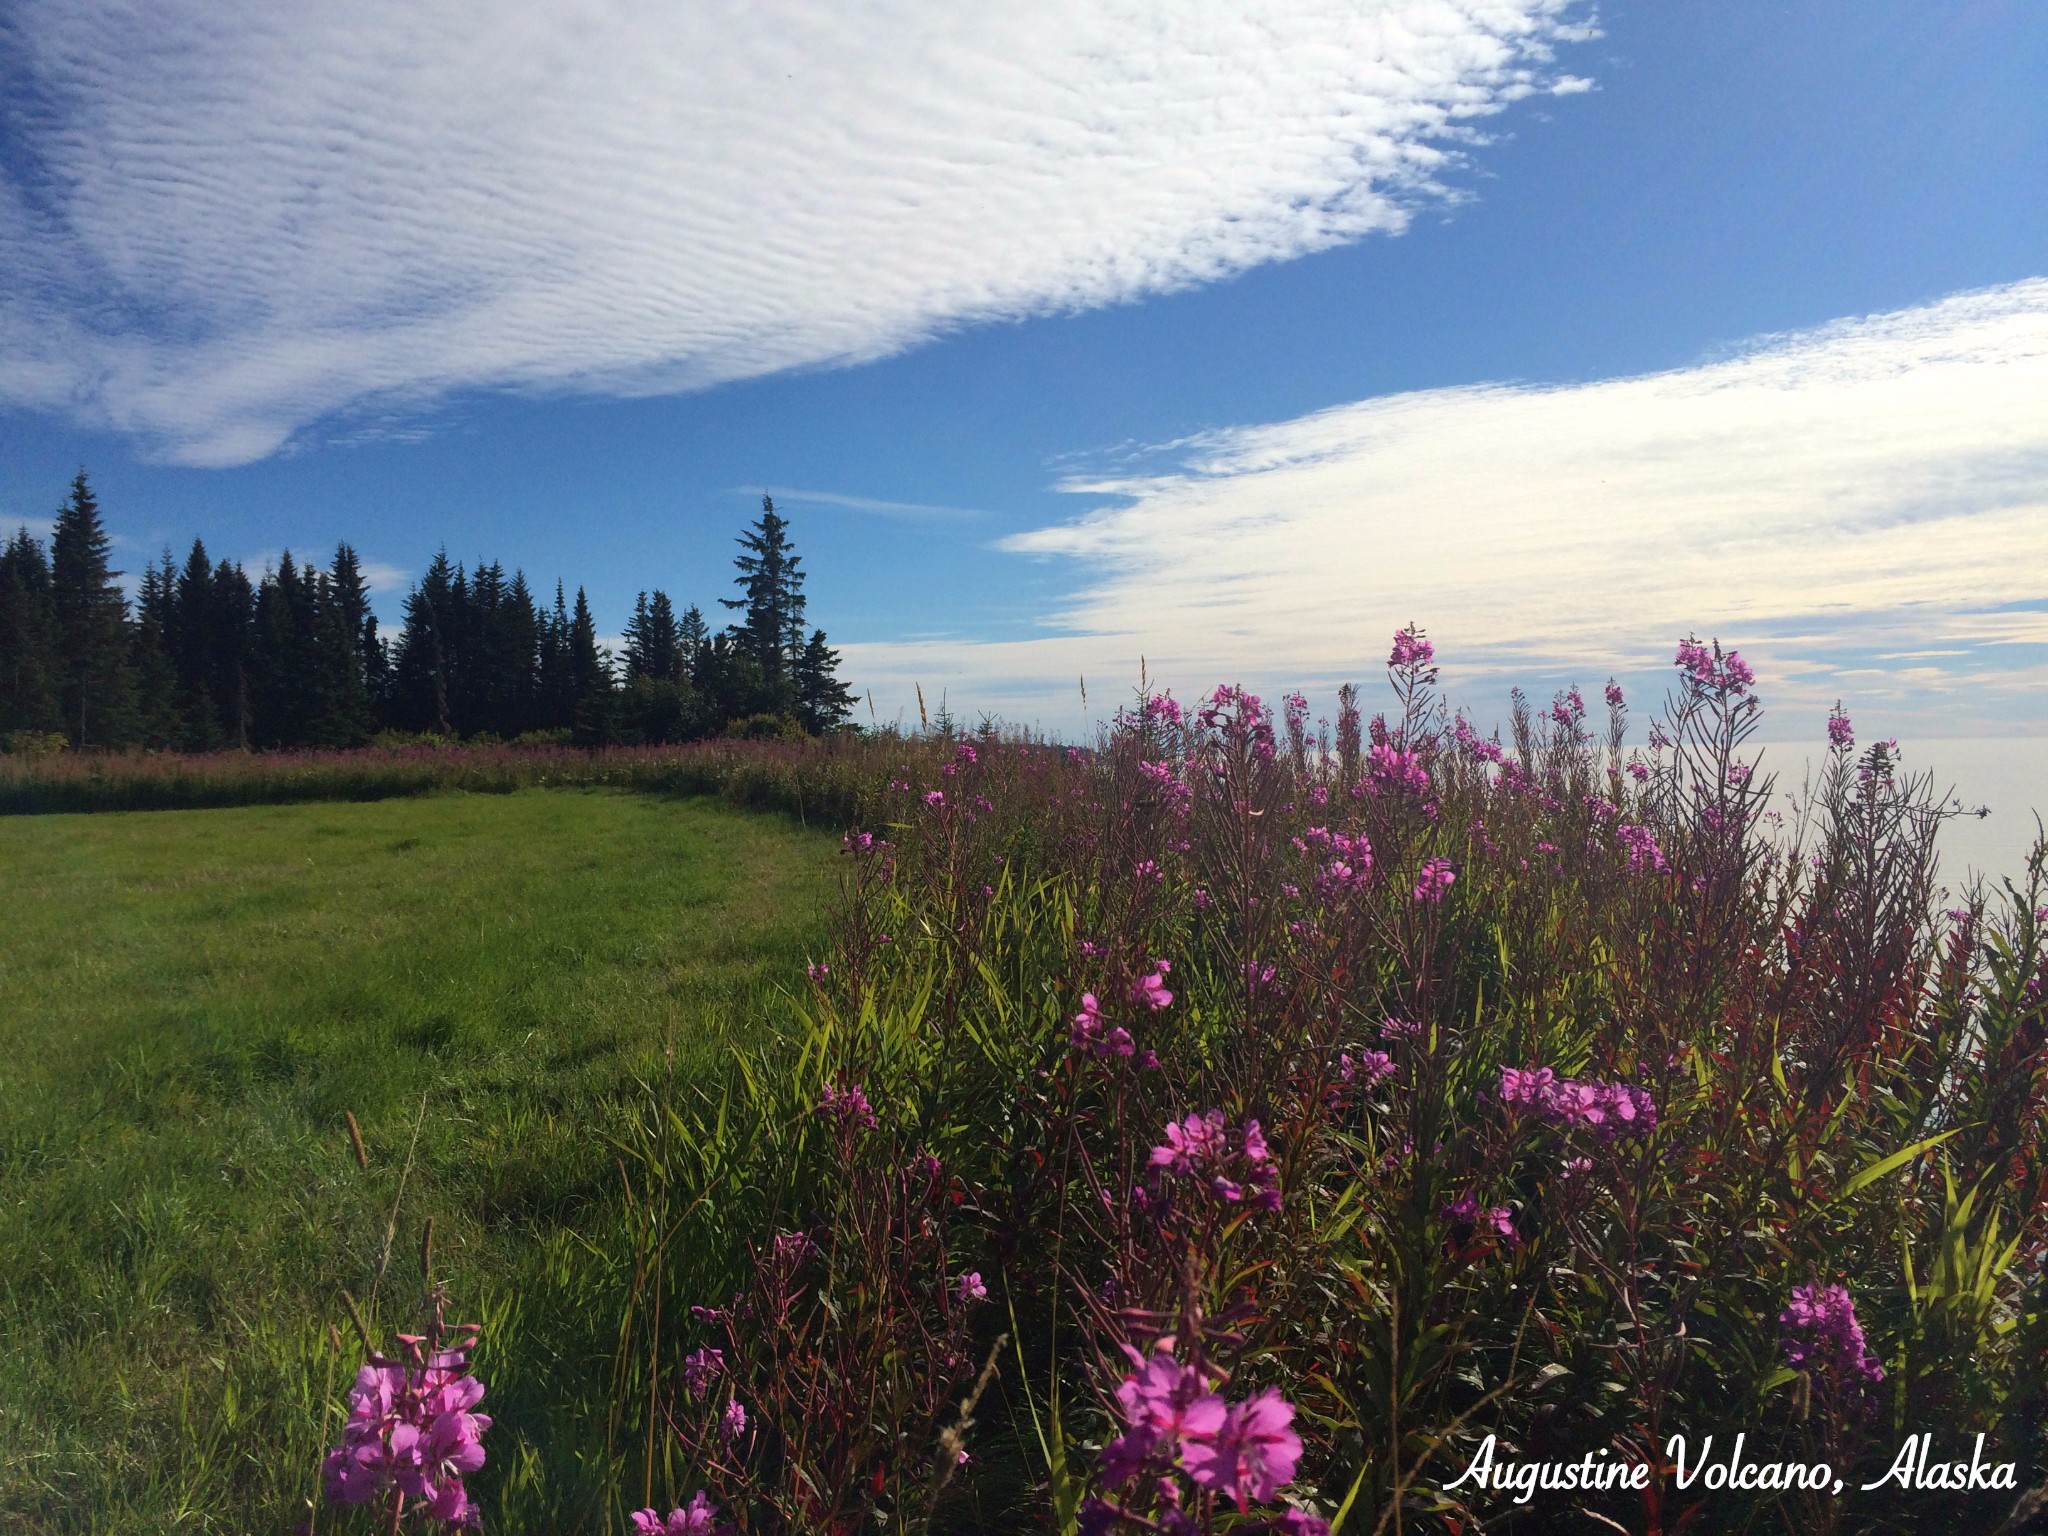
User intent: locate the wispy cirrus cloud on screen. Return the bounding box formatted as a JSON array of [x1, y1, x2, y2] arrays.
[[0, 0, 1592, 466], [842, 280, 2048, 735], [760, 489, 988, 523]]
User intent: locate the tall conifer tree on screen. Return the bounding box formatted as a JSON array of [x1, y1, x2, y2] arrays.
[[722, 495, 805, 696], [51, 471, 136, 746], [0, 527, 60, 737]]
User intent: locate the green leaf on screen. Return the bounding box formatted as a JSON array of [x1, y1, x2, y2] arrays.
[[1837, 1129, 1960, 1200]]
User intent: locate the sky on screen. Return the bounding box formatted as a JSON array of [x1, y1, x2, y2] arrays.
[[1, 0, 2045, 874]]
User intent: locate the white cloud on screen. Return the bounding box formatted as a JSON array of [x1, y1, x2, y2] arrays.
[[842, 280, 2048, 735], [0, 0, 1590, 465], [766, 488, 987, 522], [359, 561, 409, 595]]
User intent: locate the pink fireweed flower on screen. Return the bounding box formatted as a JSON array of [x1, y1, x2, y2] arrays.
[[1388, 625, 1434, 670], [1366, 743, 1429, 796], [1626, 761, 1650, 782], [1440, 1194, 1516, 1245], [1100, 1353, 1226, 1489], [1341, 1048, 1395, 1086], [1503, 1068, 1657, 1140], [719, 1399, 748, 1443], [631, 1490, 723, 1535], [923, 789, 945, 807], [1605, 681, 1625, 709], [1181, 1387, 1304, 1510], [956, 1271, 988, 1303], [1150, 1111, 1279, 1210], [1070, 992, 1103, 1048], [323, 1326, 491, 1523], [1498, 1066, 1558, 1108], [1616, 823, 1667, 873], [805, 961, 829, 982], [1412, 858, 1455, 903], [957, 742, 977, 764], [1131, 970, 1174, 1011], [1150, 1110, 1230, 1178], [1828, 705, 1855, 750], [1781, 1283, 1883, 1385], [681, 1347, 724, 1397], [818, 1082, 877, 1132], [1379, 1017, 1423, 1041], [1675, 636, 1754, 696]]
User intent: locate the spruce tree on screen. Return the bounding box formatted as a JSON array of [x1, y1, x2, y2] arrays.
[[722, 495, 805, 699], [794, 628, 856, 734], [0, 526, 61, 738], [537, 582, 574, 732], [50, 471, 137, 746], [566, 586, 619, 745], [391, 551, 457, 736], [307, 566, 375, 747], [209, 558, 257, 749], [329, 543, 387, 720], [130, 551, 184, 748], [623, 590, 685, 683], [169, 540, 228, 750]]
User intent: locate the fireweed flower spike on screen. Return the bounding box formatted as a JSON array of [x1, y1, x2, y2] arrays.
[[681, 1347, 724, 1397], [818, 1081, 877, 1131], [322, 1296, 490, 1525], [1828, 704, 1855, 750], [1412, 858, 1454, 903], [1781, 1283, 1883, 1386], [1181, 1387, 1305, 1510], [630, 1490, 724, 1535]]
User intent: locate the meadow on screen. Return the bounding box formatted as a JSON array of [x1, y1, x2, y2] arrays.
[[3, 631, 2045, 1536], [0, 788, 833, 1531]]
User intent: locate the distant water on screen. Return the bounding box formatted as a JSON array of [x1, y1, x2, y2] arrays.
[[1755, 738, 2048, 899]]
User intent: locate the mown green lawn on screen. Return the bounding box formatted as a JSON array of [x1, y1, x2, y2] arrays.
[[0, 789, 833, 1533]]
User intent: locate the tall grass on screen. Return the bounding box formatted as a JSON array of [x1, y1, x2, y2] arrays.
[[0, 735, 923, 824], [614, 634, 2045, 1535]]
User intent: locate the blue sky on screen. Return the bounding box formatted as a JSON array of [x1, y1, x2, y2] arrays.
[[2, 1, 2044, 758]]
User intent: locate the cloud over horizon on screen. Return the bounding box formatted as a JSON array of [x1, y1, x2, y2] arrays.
[[843, 279, 2048, 736], [0, 0, 1590, 465]]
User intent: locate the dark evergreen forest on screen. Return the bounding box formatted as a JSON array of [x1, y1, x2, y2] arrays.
[[0, 474, 857, 751]]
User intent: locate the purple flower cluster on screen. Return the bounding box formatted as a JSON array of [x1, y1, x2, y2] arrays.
[[1296, 825, 1373, 894], [1412, 858, 1455, 904], [1440, 1192, 1517, 1244], [1149, 1110, 1280, 1210], [818, 1081, 877, 1132], [1199, 685, 1278, 762], [1780, 1283, 1883, 1386], [1366, 743, 1429, 796], [1131, 963, 1174, 1010], [1828, 705, 1855, 750], [682, 1346, 724, 1397], [1339, 1048, 1395, 1086], [631, 1490, 725, 1534], [1071, 992, 1134, 1060], [323, 1333, 491, 1525], [1388, 625, 1434, 671], [1092, 1351, 1316, 1522], [1616, 822, 1667, 873], [1499, 1066, 1657, 1140], [1453, 713, 1505, 764], [1675, 637, 1755, 696]]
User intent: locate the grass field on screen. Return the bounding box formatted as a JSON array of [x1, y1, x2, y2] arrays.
[[0, 788, 833, 1532]]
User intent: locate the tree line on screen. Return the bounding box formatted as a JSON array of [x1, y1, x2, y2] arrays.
[[0, 472, 857, 752]]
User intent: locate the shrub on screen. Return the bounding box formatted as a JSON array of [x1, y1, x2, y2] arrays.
[[622, 632, 2045, 1535]]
